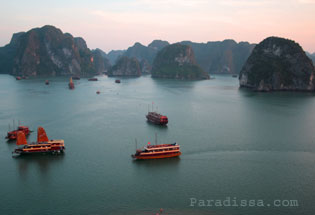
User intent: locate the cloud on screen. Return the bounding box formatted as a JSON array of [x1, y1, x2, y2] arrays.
[[219, 0, 275, 7], [297, 0, 315, 3], [134, 0, 209, 7]]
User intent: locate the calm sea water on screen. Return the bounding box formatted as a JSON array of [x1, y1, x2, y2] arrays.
[[0, 74, 315, 215]]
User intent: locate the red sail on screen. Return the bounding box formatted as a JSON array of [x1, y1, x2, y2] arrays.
[[16, 131, 27, 145], [37, 126, 49, 143]]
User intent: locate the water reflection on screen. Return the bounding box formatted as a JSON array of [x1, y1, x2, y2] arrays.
[[151, 78, 197, 89], [14, 154, 65, 178], [132, 157, 180, 168], [145, 121, 169, 130]]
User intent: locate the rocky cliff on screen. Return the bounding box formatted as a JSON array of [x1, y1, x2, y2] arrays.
[[151, 43, 209, 80], [239, 37, 315, 91], [108, 56, 141, 77], [124, 40, 169, 65], [92, 48, 111, 74], [180, 40, 255, 74], [306, 52, 315, 66], [106, 50, 126, 65], [107, 39, 254, 75], [0, 25, 109, 77]]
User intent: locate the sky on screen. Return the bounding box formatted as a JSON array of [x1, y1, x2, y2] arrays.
[[0, 0, 314, 53]]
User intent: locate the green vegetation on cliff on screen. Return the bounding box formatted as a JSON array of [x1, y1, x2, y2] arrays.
[[151, 43, 209, 80], [239, 37, 315, 91], [0, 25, 110, 77], [108, 56, 141, 77]]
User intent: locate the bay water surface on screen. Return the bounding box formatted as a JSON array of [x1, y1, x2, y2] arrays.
[[0, 74, 315, 215]]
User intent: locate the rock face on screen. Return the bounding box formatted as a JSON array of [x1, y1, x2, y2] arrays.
[[306, 52, 315, 66], [239, 37, 315, 91], [106, 50, 126, 65], [92, 48, 111, 74], [140, 59, 152, 74], [180, 40, 255, 74], [105, 40, 169, 70], [124, 40, 169, 65], [106, 39, 254, 75], [0, 25, 109, 77], [151, 43, 209, 80], [108, 56, 141, 77]]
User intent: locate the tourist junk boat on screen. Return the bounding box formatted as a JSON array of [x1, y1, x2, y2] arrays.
[[146, 104, 168, 125], [132, 141, 181, 160], [146, 112, 168, 125], [69, 77, 75, 89], [12, 127, 65, 156], [5, 122, 32, 140]]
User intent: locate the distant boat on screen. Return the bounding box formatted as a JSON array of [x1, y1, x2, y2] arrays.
[[72, 76, 80, 80], [45, 80, 49, 85], [69, 77, 75, 89], [232, 74, 238, 78], [88, 78, 98, 81], [6, 123, 32, 140], [12, 127, 65, 156], [146, 103, 168, 125], [96, 90, 100, 94], [115, 79, 121, 83], [16, 76, 21, 80], [146, 112, 168, 125], [132, 141, 181, 160]]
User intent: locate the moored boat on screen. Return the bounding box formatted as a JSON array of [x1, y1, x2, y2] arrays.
[[45, 80, 49, 85], [115, 79, 121, 83], [132, 142, 181, 160], [12, 127, 65, 156], [88, 78, 98, 81], [72, 76, 80, 80], [6, 124, 32, 140], [16, 76, 21, 80], [69, 77, 75, 89]]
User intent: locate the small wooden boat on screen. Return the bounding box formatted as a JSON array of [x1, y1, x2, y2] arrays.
[[96, 91, 100, 94], [12, 127, 65, 156], [16, 76, 22, 80], [69, 77, 75, 89], [45, 80, 49, 85], [6, 123, 32, 140], [72, 76, 80, 80], [115, 79, 121, 83], [88, 78, 98, 81]]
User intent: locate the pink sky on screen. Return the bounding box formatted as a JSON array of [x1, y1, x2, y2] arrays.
[[0, 0, 314, 53]]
